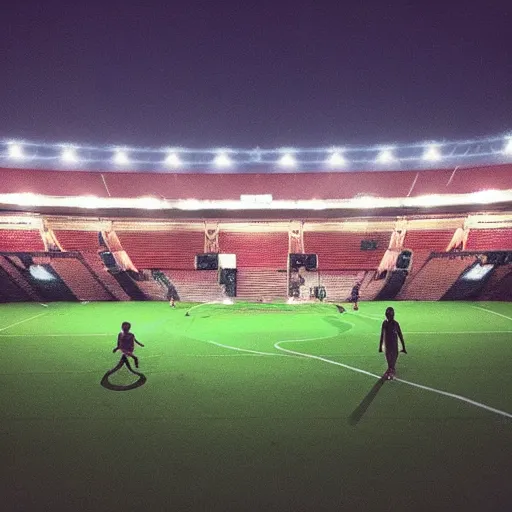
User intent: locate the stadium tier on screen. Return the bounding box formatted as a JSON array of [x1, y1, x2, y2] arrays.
[[0, 162, 510, 303], [1, 163, 512, 201]]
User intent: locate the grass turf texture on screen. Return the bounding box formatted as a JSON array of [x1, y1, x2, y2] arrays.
[[0, 301, 511, 512]]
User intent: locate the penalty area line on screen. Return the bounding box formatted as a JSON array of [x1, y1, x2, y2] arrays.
[[0, 312, 48, 332], [471, 305, 512, 322], [273, 338, 512, 420]]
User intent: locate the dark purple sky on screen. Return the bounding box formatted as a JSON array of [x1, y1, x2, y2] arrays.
[[1, 1, 510, 148]]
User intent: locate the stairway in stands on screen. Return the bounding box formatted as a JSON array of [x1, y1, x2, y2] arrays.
[[81, 252, 131, 301], [400, 256, 474, 300], [236, 269, 288, 301], [0, 255, 42, 301], [164, 270, 225, 302], [50, 258, 114, 301]]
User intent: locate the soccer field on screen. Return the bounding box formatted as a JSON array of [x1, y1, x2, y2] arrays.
[[1, 300, 511, 512]]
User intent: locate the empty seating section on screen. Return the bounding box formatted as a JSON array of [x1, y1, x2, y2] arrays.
[[0, 256, 42, 300], [0, 168, 108, 197], [50, 258, 113, 301], [116, 231, 203, 269], [478, 264, 512, 300], [399, 256, 473, 300], [164, 271, 225, 302], [1, 164, 511, 200], [318, 271, 364, 301], [101, 171, 416, 200], [218, 232, 288, 268], [466, 229, 512, 251], [54, 230, 100, 252], [0, 230, 44, 252], [404, 229, 454, 251], [80, 253, 130, 300], [446, 165, 512, 195], [136, 279, 167, 300], [236, 269, 288, 300], [304, 232, 390, 270]]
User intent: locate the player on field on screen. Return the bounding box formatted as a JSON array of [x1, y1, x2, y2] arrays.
[[113, 321, 144, 368], [379, 307, 406, 379], [350, 282, 361, 310]]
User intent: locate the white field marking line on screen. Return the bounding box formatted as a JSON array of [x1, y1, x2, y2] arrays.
[[0, 333, 113, 337], [274, 338, 512, 420], [205, 340, 286, 357], [471, 305, 512, 322], [0, 312, 48, 332]]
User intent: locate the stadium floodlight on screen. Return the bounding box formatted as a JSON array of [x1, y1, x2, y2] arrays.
[[8, 143, 24, 160], [165, 152, 182, 168], [376, 148, 395, 164], [213, 152, 233, 168], [278, 153, 297, 168], [423, 145, 441, 161], [61, 147, 78, 163], [504, 138, 512, 155], [327, 151, 346, 168], [113, 149, 130, 165]]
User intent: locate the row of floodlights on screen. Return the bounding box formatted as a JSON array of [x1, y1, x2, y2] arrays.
[[4, 139, 512, 169]]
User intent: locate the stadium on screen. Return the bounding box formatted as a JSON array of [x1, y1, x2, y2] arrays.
[[1, 136, 511, 511]]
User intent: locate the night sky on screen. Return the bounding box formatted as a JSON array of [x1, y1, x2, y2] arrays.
[[1, 1, 510, 148]]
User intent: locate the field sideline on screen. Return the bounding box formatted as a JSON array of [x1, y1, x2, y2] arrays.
[[1, 301, 511, 511]]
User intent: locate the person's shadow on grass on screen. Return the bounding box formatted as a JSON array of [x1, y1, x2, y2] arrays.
[[100, 355, 147, 391], [348, 376, 386, 425]]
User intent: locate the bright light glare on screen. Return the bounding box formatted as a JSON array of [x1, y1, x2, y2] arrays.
[[287, 297, 295, 304], [8, 143, 24, 160], [29, 265, 56, 281], [222, 298, 234, 305], [278, 153, 297, 168], [114, 150, 129, 165], [376, 149, 395, 164], [214, 152, 233, 168], [504, 138, 512, 155], [423, 145, 441, 161], [137, 196, 162, 209], [470, 189, 505, 204], [165, 152, 182, 168], [61, 147, 78, 163], [353, 195, 377, 208], [327, 151, 346, 167], [75, 195, 102, 208]]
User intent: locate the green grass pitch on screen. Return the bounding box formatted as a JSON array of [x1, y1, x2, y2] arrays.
[[1, 300, 511, 511]]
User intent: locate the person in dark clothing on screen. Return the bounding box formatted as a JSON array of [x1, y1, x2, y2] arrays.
[[379, 307, 407, 379], [350, 282, 361, 310]]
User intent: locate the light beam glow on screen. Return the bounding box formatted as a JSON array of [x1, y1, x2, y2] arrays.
[[113, 150, 130, 165], [376, 148, 395, 164], [8, 143, 24, 160], [165, 152, 182, 168], [327, 151, 346, 167], [278, 153, 297, 168], [423, 145, 442, 161], [61, 147, 78, 163], [213, 152, 233, 168]]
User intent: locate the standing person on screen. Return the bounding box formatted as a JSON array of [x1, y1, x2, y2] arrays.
[[169, 297, 176, 308], [113, 322, 144, 368], [379, 307, 407, 379], [350, 282, 361, 310]]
